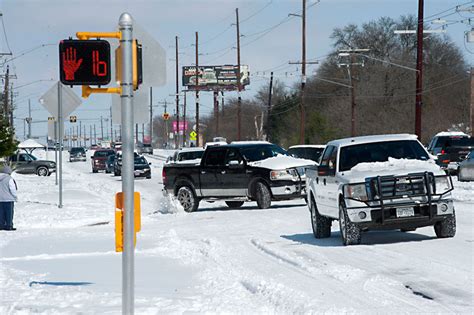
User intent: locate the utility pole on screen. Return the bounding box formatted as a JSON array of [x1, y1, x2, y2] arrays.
[[300, 0, 306, 144], [79, 120, 82, 147], [195, 31, 200, 147], [100, 115, 104, 143], [3, 66, 9, 125], [110, 105, 113, 143], [94, 124, 97, 144], [28, 99, 32, 138], [149, 87, 153, 145], [214, 91, 219, 136], [10, 88, 13, 128], [415, 0, 424, 139], [236, 8, 242, 141], [175, 35, 180, 149], [337, 49, 368, 137], [164, 100, 169, 147], [471, 67, 473, 136], [267, 72, 274, 141], [135, 123, 138, 143], [90, 125, 92, 147], [183, 91, 187, 147]]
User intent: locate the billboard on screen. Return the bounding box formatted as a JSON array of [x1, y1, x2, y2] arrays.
[[182, 65, 249, 90], [172, 121, 188, 132]]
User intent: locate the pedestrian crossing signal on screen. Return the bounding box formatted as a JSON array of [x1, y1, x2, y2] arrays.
[[70, 116, 77, 123]]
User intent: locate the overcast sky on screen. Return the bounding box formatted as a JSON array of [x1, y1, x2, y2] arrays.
[[1, 0, 473, 141]]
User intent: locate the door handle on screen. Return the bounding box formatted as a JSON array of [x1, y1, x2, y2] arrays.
[[221, 170, 226, 174], [201, 170, 206, 174], [316, 177, 319, 184], [323, 178, 326, 186]]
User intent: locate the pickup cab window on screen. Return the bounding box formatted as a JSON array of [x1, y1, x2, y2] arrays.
[[240, 144, 287, 162], [339, 140, 429, 172], [204, 148, 227, 166]]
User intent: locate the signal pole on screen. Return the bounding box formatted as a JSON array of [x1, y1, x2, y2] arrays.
[[195, 31, 200, 147], [236, 8, 242, 141], [100, 115, 104, 142], [415, 0, 424, 139], [183, 91, 187, 147], [471, 67, 473, 136], [175, 35, 180, 149]]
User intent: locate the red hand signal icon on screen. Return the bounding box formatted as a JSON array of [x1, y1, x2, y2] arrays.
[[62, 47, 83, 80]]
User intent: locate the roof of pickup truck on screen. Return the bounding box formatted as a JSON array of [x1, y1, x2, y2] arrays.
[[327, 134, 418, 148]]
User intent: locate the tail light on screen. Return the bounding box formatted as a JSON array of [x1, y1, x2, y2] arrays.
[[162, 168, 166, 184], [441, 149, 445, 154], [442, 159, 450, 164]]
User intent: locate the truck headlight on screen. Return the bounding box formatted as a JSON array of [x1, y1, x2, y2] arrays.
[[270, 169, 296, 181], [345, 184, 368, 201], [49, 162, 56, 168], [434, 176, 452, 194]]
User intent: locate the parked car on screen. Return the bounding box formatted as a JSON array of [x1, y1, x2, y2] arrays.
[[91, 149, 116, 173], [105, 154, 116, 174], [427, 131, 469, 155], [162, 142, 316, 212], [458, 150, 474, 181], [9, 152, 56, 176], [306, 134, 455, 246], [287, 145, 326, 163], [114, 153, 151, 178], [137, 142, 153, 154], [166, 148, 205, 164], [435, 137, 474, 174], [69, 147, 87, 162]]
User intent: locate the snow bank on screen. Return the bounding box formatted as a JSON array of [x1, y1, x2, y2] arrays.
[[348, 158, 442, 175], [249, 155, 316, 169]]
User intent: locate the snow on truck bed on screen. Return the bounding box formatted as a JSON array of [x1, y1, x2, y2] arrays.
[[0, 150, 472, 314]]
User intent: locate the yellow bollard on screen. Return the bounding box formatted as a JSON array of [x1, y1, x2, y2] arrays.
[[115, 192, 141, 252]]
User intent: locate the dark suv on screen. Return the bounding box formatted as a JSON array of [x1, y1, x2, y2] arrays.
[[9, 152, 56, 176], [91, 149, 116, 173], [69, 147, 87, 162]]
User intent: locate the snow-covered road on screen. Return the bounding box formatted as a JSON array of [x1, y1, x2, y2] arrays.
[[0, 150, 472, 314]]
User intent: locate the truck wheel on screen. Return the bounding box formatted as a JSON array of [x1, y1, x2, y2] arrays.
[[255, 182, 271, 209], [310, 198, 331, 238], [37, 166, 49, 176], [434, 212, 456, 238], [339, 201, 361, 246], [177, 186, 199, 213], [225, 201, 244, 208], [106, 169, 111, 174], [93, 168, 98, 173]]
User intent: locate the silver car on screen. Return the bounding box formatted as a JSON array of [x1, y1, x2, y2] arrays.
[[458, 150, 474, 181]]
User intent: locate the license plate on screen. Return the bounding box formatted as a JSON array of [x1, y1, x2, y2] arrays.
[[396, 207, 414, 218]]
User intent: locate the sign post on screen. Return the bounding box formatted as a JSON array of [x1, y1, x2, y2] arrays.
[[58, 83, 63, 208], [119, 13, 135, 315]]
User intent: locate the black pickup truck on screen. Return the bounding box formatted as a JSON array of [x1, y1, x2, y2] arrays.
[[162, 142, 316, 212], [436, 137, 474, 174]]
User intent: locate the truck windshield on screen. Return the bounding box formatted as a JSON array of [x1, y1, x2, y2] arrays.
[[339, 140, 429, 172], [240, 144, 287, 162]]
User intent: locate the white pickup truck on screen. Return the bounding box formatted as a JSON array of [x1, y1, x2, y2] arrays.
[[306, 134, 456, 245]]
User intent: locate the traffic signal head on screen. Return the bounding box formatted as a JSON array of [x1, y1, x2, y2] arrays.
[[69, 116, 77, 123], [115, 39, 143, 91], [162, 113, 170, 120], [59, 39, 111, 86]]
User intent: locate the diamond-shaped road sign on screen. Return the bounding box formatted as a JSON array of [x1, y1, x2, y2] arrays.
[[40, 82, 82, 139], [39, 82, 82, 118]]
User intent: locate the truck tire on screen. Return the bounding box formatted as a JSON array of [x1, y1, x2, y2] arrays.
[[37, 166, 49, 176], [93, 168, 98, 173], [310, 198, 331, 238], [339, 201, 361, 246], [225, 201, 244, 208], [255, 182, 271, 209], [106, 169, 111, 174], [434, 212, 456, 238], [177, 186, 200, 213]]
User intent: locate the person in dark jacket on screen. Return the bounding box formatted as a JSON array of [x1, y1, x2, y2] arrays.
[[0, 165, 17, 231]]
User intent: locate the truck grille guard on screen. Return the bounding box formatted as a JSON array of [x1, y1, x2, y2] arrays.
[[344, 172, 454, 224]]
